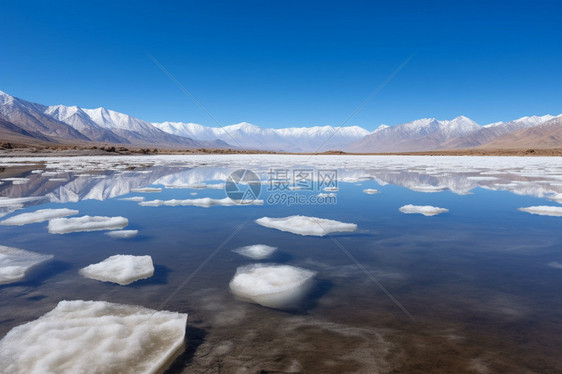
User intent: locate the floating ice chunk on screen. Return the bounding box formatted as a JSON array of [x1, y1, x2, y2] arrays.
[[518, 206, 562, 217], [548, 193, 562, 204], [80, 255, 153, 284], [363, 189, 380, 194], [48, 215, 128, 234], [548, 261, 562, 269], [190, 192, 198, 196], [0, 196, 44, 207], [255, 215, 357, 236], [323, 187, 339, 192], [119, 196, 145, 202], [408, 185, 448, 193], [105, 230, 139, 239], [399, 204, 448, 216], [0, 245, 53, 285], [1, 208, 79, 226], [317, 193, 336, 198], [140, 197, 263, 207], [229, 264, 316, 309], [165, 182, 225, 190], [233, 244, 277, 260], [0, 300, 187, 374], [130, 187, 162, 193]]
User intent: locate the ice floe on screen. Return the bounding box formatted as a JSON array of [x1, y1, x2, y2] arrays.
[[229, 264, 316, 309], [1, 208, 79, 226], [48, 215, 128, 234], [130, 187, 162, 193], [518, 206, 562, 217], [399, 204, 449, 216], [164, 182, 225, 189], [363, 189, 380, 194], [233, 244, 277, 260], [140, 197, 263, 207], [105, 229, 139, 239], [80, 255, 154, 285], [0, 245, 53, 285], [0, 196, 45, 208], [317, 193, 336, 198], [548, 261, 562, 269], [118, 196, 145, 202], [323, 187, 339, 192], [0, 300, 187, 374], [255, 215, 357, 236]]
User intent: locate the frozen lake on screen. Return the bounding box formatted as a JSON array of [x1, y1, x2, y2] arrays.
[[1, 155, 562, 373]]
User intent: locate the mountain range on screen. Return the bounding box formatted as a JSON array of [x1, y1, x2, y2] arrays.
[[0, 90, 560, 152]]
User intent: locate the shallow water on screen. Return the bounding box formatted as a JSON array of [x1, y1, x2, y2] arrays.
[[1, 155, 562, 373]]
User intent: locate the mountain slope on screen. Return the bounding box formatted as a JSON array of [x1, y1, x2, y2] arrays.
[[0, 91, 91, 142], [442, 115, 557, 149], [347, 116, 480, 152], [480, 116, 562, 149], [152, 121, 370, 152]]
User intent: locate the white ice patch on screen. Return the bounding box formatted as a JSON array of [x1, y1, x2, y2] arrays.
[[1, 209, 79, 226], [233, 244, 277, 260], [518, 206, 562, 217], [105, 230, 138, 239], [317, 193, 336, 198], [0, 197, 44, 208], [229, 264, 316, 309], [399, 204, 449, 216], [323, 187, 339, 192], [130, 187, 162, 193], [119, 196, 145, 202], [48, 215, 128, 234], [363, 189, 380, 194], [1, 177, 29, 185], [80, 255, 154, 285], [0, 245, 53, 285], [164, 182, 225, 189], [140, 197, 263, 207], [255, 215, 357, 236], [0, 300, 187, 374], [548, 261, 562, 269]]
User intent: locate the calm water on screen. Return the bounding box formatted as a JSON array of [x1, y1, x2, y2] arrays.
[[1, 155, 562, 373]]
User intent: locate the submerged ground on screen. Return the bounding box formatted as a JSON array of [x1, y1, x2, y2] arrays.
[[1, 155, 562, 373]]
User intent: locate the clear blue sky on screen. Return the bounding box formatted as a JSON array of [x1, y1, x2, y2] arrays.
[[1, 0, 561, 130]]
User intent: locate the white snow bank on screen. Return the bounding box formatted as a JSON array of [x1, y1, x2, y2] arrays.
[[0, 245, 53, 285], [48, 215, 128, 234], [233, 244, 277, 260], [229, 264, 316, 309], [1, 177, 29, 185], [255, 215, 357, 236], [130, 187, 162, 193], [0, 300, 187, 374], [518, 206, 562, 217], [140, 197, 263, 207], [80, 255, 153, 285], [363, 189, 380, 194], [399, 204, 449, 216], [1, 208, 79, 226], [105, 230, 138, 239]]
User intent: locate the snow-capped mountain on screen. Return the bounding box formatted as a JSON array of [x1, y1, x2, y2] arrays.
[[348, 116, 481, 152], [152, 121, 371, 152], [0, 90, 225, 148]]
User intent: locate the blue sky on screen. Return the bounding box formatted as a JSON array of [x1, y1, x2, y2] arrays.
[[1, 0, 561, 130]]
